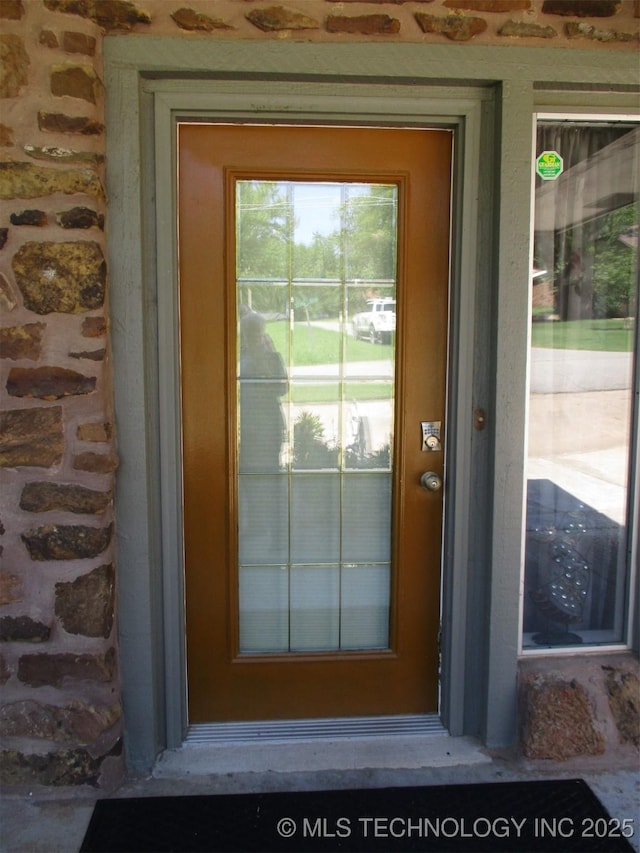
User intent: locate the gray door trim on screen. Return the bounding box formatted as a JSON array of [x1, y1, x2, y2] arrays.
[[152, 83, 484, 752]]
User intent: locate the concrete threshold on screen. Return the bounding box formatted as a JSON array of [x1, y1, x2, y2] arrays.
[[155, 734, 491, 776]]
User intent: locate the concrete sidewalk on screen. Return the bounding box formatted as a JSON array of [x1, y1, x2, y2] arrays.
[[1, 741, 638, 852]]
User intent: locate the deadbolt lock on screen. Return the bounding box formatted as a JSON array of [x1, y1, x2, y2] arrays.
[[421, 421, 442, 452]]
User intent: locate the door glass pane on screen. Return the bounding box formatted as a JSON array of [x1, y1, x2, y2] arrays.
[[341, 565, 390, 650], [236, 180, 398, 653], [523, 121, 639, 649]]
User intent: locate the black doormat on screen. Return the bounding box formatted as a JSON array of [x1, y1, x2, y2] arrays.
[[80, 779, 634, 853]]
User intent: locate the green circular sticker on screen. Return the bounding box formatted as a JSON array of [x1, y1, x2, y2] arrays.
[[536, 150, 564, 181]]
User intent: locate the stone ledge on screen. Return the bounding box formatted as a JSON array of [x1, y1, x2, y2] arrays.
[[518, 653, 640, 761], [0, 736, 122, 786]]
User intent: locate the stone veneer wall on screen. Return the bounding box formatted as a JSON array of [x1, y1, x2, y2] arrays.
[[0, 0, 638, 789]]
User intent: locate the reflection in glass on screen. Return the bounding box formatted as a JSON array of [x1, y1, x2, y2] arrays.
[[238, 310, 288, 473], [523, 122, 638, 649], [236, 180, 398, 653]]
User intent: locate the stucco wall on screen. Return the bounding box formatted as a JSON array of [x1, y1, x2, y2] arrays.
[[0, 0, 638, 788]]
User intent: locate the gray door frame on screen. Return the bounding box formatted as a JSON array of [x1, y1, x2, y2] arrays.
[[103, 39, 637, 772]]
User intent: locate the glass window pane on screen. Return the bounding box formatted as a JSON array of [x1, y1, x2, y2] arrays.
[[239, 566, 289, 653], [341, 564, 390, 649], [290, 475, 340, 563], [291, 183, 342, 279], [342, 473, 392, 563], [345, 185, 398, 282], [290, 565, 340, 651], [291, 393, 340, 471], [291, 284, 342, 374], [236, 179, 398, 654], [343, 382, 393, 470], [238, 474, 289, 565], [523, 121, 638, 649], [238, 312, 289, 473], [237, 181, 291, 283]]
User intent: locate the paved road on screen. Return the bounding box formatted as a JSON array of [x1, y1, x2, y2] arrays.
[[530, 347, 633, 393], [291, 360, 393, 379]]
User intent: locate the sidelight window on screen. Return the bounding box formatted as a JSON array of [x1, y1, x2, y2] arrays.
[[522, 117, 639, 650]]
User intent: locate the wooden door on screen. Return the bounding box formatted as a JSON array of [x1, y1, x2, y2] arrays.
[[178, 124, 451, 722]]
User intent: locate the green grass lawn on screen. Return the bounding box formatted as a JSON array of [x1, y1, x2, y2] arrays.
[[265, 320, 394, 404], [290, 383, 392, 404], [531, 318, 634, 352], [267, 320, 394, 365]]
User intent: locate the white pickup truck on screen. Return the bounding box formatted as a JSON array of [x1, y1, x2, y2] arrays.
[[352, 298, 396, 344]]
